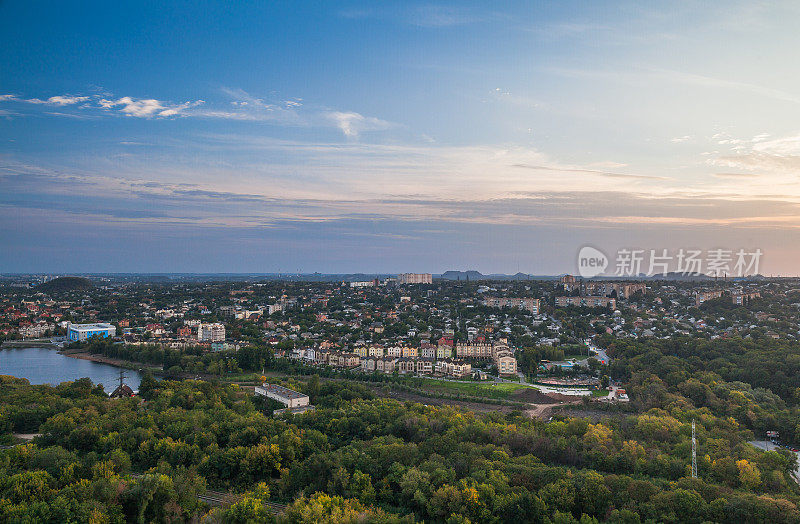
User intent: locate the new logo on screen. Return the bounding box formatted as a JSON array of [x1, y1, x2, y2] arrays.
[[577, 246, 608, 278]]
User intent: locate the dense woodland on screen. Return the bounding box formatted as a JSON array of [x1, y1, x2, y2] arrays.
[[1, 359, 799, 523]]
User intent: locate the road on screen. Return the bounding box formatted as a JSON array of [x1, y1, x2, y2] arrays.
[[749, 441, 800, 485], [582, 339, 611, 365]]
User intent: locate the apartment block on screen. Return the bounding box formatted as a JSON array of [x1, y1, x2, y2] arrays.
[[555, 296, 616, 309], [397, 273, 433, 284]]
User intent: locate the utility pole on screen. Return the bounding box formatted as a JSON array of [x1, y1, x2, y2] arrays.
[[691, 419, 698, 478], [118, 369, 126, 391]]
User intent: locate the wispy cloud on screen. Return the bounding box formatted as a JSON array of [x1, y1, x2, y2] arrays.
[[708, 132, 800, 175], [27, 95, 90, 106], [408, 5, 489, 28], [712, 172, 761, 179], [325, 111, 394, 138], [651, 68, 800, 105], [511, 163, 668, 181], [338, 5, 500, 28], [0, 88, 394, 137]]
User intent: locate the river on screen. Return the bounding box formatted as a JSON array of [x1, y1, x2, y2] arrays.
[[0, 346, 142, 391]]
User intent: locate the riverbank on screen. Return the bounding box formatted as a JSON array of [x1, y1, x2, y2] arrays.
[[0, 346, 145, 390], [2, 339, 61, 349], [58, 348, 164, 375]]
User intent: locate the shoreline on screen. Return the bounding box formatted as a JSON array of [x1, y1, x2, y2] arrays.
[[58, 348, 164, 374], [2, 340, 61, 349]]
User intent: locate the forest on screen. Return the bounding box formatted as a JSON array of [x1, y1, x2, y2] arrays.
[[1, 364, 799, 523]]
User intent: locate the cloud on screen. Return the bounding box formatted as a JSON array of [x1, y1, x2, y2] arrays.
[[1, 94, 89, 106], [712, 172, 761, 179], [511, 163, 668, 181], [671, 135, 691, 143], [44, 111, 98, 120], [325, 111, 394, 138], [652, 68, 800, 105], [708, 132, 800, 175], [26, 95, 90, 105], [338, 5, 498, 28], [98, 96, 202, 118], [409, 6, 485, 27], [0, 89, 394, 136]]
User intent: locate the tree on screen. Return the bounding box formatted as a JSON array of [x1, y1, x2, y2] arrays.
[[736, 459, 762, 490], [138, 371, 158, 400], [306, 375, 321, 403]]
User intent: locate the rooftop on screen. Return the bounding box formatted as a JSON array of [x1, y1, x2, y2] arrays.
[[68, 322, 114, 331], [262, 384, 308, 400]]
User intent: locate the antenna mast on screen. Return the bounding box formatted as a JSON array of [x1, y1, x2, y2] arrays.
[[691, 420, 698, 478]]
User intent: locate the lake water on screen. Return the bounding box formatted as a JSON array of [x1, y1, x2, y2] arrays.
[[0, 347, 142, 391]]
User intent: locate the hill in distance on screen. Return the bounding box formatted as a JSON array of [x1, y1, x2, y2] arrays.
[[37, 276, 94, 293]]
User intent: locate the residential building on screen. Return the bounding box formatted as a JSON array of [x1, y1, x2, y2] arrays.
[[555, 296, 616, 309], [455, 341, 493, 359], [401, 346, 418, 358], [198, 322, 225, 342], [482, 297, 540, 314], [732, 291, 760, 305], [420, 344, 437, 359], [584, 282, 646, 299], [694, 290, 723, 306], [211, 341, 241, 352], [495, 351, 518, 376], [145, 323, 164, 336], [398, 273, 433, 284], [435, 359, 472, 378], [560, 274, 578, 292], [415, 358, 435, 375], [334, 352, 361, 368], [376, 357, 398, 374], [361, 357, 377, 373], [397, 357, 416, 374], [19, 323, 51, 338]]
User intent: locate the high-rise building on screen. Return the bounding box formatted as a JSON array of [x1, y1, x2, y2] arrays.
[[398, 273, 433, 284], [198, 322, 225, 342]]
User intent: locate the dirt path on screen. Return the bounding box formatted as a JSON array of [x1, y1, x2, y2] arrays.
[[524, 399, 584, 420]]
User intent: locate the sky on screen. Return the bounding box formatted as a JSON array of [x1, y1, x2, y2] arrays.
[[2, 1, 800, 275]]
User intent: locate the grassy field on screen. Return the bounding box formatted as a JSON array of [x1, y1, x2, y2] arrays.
[[403, 378, 533, 399], [591, 389, 610, 397], [220, 372, 262, 383], [562, 353, 590, 361]]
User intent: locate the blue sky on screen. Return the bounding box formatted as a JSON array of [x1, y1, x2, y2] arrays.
[[2, 1, 800, 274]]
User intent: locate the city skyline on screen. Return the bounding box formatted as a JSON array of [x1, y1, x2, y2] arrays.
[[3, 1, 800, 274]]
